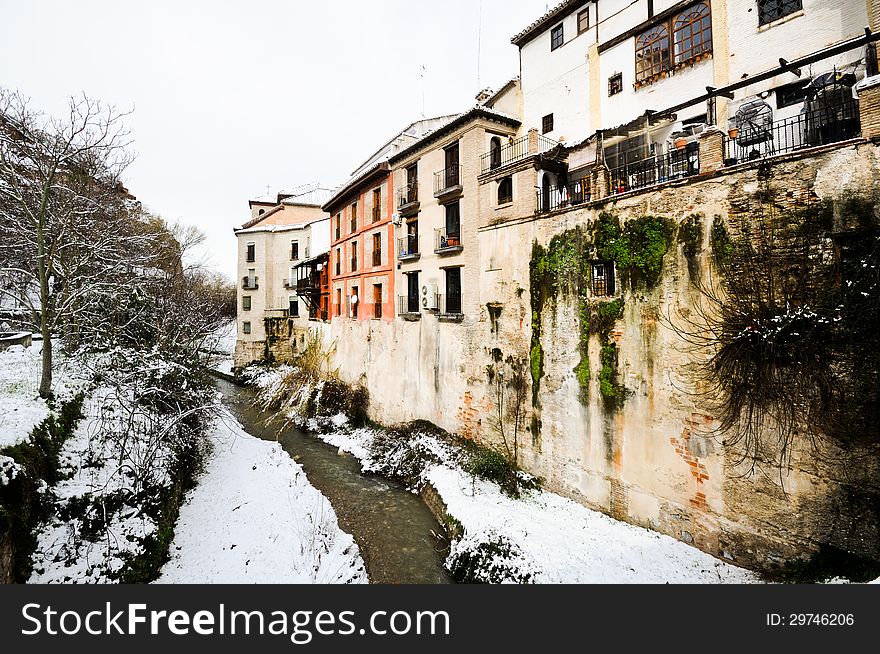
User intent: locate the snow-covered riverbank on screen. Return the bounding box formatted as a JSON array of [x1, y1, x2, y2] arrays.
[[157, 409, 367, 584], [314, 423, 759, 584]]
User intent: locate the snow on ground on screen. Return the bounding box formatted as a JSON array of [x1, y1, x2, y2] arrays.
[[427, 465, 758, 584], [0, 343, 49, 449], [157, 408, 367, 584], [314, 420, 758, 583]]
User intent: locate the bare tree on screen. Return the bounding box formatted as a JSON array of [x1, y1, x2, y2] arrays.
[[0, 89, 137, 397]]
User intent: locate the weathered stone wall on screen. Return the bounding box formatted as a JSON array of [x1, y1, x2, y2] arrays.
[[304, 141, 880, 572]]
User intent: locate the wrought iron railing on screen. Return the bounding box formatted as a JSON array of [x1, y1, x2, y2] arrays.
[[296, 277, 317, 292], [241, 276, 259, 290], [434, 228, 463, 252], [398, 295, 421, 315], [434, 165, 462, 194], [397, 235, 420, 259], [372, 249, 382, 267], [438, 293, 462, 316], [480, 134, 558, 174], [372, 204, 382, 223], [724, 100, 860, 165], [609, 146, 700, 196], [396, 181, 419, 208], [536, 178, 592, 213]]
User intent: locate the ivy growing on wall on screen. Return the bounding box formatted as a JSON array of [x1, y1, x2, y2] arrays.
[[529, 212, 675, 409]]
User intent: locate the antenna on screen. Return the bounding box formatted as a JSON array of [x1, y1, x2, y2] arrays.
[[476, 0, 484, 91], [419, 64, 427, 118]]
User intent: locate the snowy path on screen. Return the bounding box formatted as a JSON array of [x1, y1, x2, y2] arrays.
[[157, 409, 367, 584]]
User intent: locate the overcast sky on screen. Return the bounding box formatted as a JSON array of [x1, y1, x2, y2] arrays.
[[0, 0, 548, 278]]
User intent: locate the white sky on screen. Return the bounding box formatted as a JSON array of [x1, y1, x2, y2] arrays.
[[0, 0, 549, 279]]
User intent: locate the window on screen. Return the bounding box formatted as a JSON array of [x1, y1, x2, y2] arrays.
[[609, 72, 623, 96], [635, 3, 713, 85], [444, 143, 460, 187], [351, 286, 359, 319], [350, 241, 358, 272], [757, 0, 802, 26], [373, 284, 383, 319], [372, 188, 382, 222], [372, 233, 382, 266], [242, 321, 252, 335], [336, 289, 342, 316], [258, 209, 265, 216], [335, 248, 341, 276], [673, 3, 711, 65], [542, 113, 554, 134], [242, 296, 252, 311], [775, 80, 808, 109], [289, 298, 299, 317], [246, 243, 255, 262], [498, 177, 513, 205], [445, 202, 461, 239], [591, 262, 616, 297], [550, 24, 564, 50], [291, 241, 299, 261], [335, 214, 341, 240], [577, 9, 590, 34], [489, 137, 502, 169], [445, 268, 462, 315], [406, 272, 420, 313], [635, 24, 670, 83], [350, 202, 358, 232]]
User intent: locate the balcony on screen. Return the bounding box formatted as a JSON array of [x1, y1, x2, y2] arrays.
[[241, 276, 259, 290], [608, 147, 700, 197], [480, 134, 558, 175], [397, 235, 420, 262], [283, 277, 297, 290], [296, 276, 318, 293], [536, 178, 592, 214], [434, 228, 463, 255], [433, 165, 462, 201], [372, 249, 382, 267], [396, 181, 419, 217], [724, 99, 860, 166], [397, 295, 421, 320], [437, 293, 463, 322]]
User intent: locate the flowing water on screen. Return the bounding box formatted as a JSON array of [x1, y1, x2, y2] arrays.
[[217, 378, 452, 584]]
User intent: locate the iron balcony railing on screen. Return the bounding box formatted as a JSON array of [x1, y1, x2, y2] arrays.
[[536, 178, 592, 213], [434, 165, 462, 194], [296, 276, 317, 292], [396, 181, 419, 208], [609, 146, 700, 196], [241, 276, 259, 290], [724, 100, 860, 165], [398, 295, 421, 315], [398, 235, 420, 259], [434, 227, 463, 252], [438, 293, 462, 316], [480, 134, 558, 174], [372, 249, 382, 267]]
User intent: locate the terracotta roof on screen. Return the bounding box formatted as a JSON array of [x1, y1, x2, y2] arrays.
[[511, 0, 590, 47]]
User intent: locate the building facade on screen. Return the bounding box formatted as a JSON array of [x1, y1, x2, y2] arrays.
[[233, 189, 331, 368], [325, 118, 455, 323]]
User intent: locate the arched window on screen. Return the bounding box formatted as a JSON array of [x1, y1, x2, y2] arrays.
[[673, 3, 712, 65], [490, 137, 502, 169], [258, 209, 265, 216], [635, 24, 669, 83], [498, 177, 513, 205]]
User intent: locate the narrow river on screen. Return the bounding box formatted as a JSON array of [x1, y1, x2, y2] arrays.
[[216, 379, 452, 584]]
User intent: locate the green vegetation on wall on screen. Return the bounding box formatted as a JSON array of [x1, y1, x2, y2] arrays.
[[528, 214, 665, 409]]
